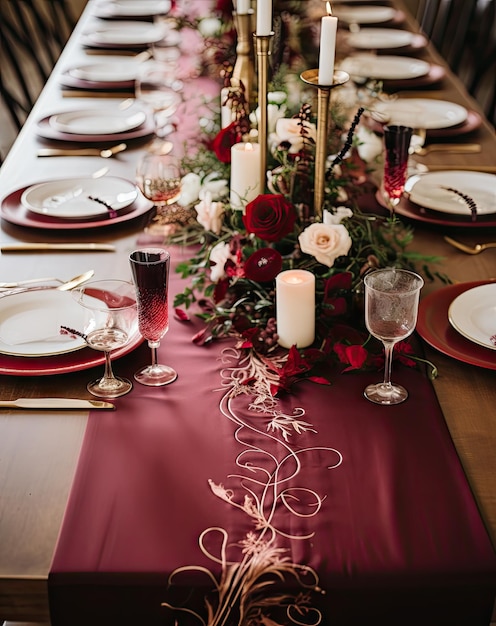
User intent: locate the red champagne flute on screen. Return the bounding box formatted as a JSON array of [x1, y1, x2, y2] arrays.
[[129, 248, 177, 386], [383, 124, 413, 212]]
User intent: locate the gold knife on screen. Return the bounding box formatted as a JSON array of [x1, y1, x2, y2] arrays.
[[62, 90, 134, 99], [38, 148, 112, 157], [425, 165, 496, 173], [0, 243, 116, 252], [0, 398, 115, 410]]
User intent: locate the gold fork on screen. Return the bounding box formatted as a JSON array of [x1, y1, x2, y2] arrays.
[[415, 143, 481, 156], [444, 236, 496, 254]]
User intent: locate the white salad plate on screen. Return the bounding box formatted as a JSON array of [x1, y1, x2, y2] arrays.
[[371, 98, 468, 129], [340, 54, 430, 80], [96, 0, 171, 18], [0, 290, 95, 357], [333, 6, 397, 24], [85, 21, 166, 46], [69, 58, 142, 83], [448, 284, 496, 351], [21, 177, 138, 219], [49, 109, 146, 135], [347, 28, 415, 50], [405, 171, 496, 216]]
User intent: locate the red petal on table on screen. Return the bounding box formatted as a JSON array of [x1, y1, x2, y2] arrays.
[[175, 308, 190, 321], [308, 376, 331, 386]]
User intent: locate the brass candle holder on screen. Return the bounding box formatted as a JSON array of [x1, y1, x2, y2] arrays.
[[300, 69, 349, 220], [232, 10, 254, 107], [255, 32, 274, 195]]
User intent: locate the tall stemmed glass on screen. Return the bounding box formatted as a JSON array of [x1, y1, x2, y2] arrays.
[[382, 125, 413, 212], [135, 61, 182, 155], [75, 280, 137, 398], [363, 268, 424, 405], [129, 248, 177, 386]]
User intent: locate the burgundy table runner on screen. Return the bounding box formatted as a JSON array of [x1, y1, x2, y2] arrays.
[[48, 253, 496, 626]]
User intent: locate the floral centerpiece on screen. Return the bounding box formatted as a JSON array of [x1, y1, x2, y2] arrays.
[[160, 0, 445, 396]]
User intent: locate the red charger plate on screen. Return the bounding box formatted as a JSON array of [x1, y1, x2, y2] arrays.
[[0, 186, 153, 230], [417, 280, 496, 370]]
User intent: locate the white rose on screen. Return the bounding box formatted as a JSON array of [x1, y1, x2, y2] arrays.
[[299, 223, 352, 268], [200, 173, 228, 201], [195, 192, 224, 235], [198, 17, 222, 37], [209, 241, 233, 282], [323, 207, 354, 225], [356, 125, 383, 163], [251, 103, 287, 133], [273, 117, 317, 154], [178, 172, 202, 206], [268, 91, 287, 106]]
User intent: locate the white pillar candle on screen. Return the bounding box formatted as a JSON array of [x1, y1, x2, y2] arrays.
[[256, 0, 272, 35], [237, 0, 250, 14], [318, 2, 338, 85], [276, 269, 315, 348], [230, 142, 261, 210]]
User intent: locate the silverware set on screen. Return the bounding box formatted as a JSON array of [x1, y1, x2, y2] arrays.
[[0, 269, 94, 297]]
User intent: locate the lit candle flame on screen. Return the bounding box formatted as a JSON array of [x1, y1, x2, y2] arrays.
[[326, 1, 332, 16], [285, 276, 304, 284], [245, 143, 253, 151]]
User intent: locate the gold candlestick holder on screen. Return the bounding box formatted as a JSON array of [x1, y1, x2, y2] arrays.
[[255, 32, 274, 195], [300, 69, 349, 221], [232, 10, 254, 107]]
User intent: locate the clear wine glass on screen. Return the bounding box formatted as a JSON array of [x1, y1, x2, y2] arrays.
[[136, 153, 182, 210], [129, 248, 177, 386], [363, 268, 424, 405], [382, 124, 413, 212], [74, 280, 137, 398], [135, 60, 182, 155]]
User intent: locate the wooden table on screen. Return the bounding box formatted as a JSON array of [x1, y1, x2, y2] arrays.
[[0, 0, 495, 622]]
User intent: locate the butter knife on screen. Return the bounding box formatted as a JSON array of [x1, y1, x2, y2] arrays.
[[38, 147, 113, 157], [1, 243, 116, 252], [0, 398, 115, 410]]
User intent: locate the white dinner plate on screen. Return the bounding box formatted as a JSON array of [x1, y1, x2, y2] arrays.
[[21, 177, 138, 219], [333, 6, 397, 24], [405, 171, 496, 216], [0, 290, 94, 357], [448, 284, 496, 351], [49, 109, 146, 135], [340, 54, 430, 80], [370, 98, 468, 129], [347, 28, 416, 50], [86, 21, 166, 46], [96, 0, 171, 18], [69, 58, 142, 83]]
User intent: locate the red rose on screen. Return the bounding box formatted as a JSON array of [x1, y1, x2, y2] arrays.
[[243, 194, 297, 242], [211, 122, 242, 163], [244, 248, 282, 282]]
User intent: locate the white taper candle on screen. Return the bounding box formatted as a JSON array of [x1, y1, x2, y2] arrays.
[[256, 0, 273, 36], [318, 2, 338, 85]]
